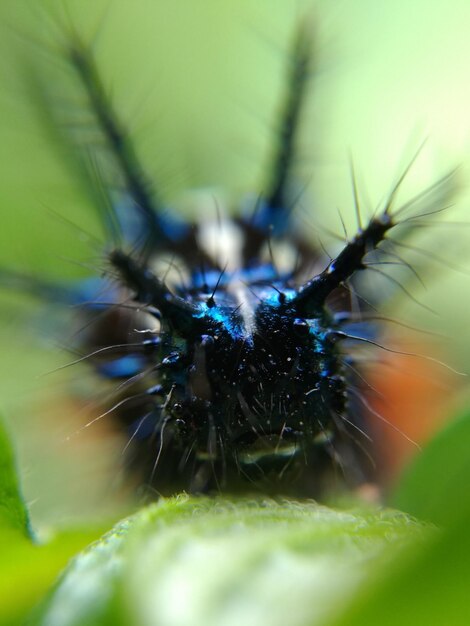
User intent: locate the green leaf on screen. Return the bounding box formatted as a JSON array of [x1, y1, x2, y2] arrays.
[[391, 409, 470, 526], [30, 496, 425, 626], [0, 418, 109, 626], [331, 506, 470, 626], [0, 417, 31, 537], [0, 526, 109, 626], [328, 411, 470, 626]]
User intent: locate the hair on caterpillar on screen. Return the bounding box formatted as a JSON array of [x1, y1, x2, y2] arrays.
[[0, 2, 468, 516]]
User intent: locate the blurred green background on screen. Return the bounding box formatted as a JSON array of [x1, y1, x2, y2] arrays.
[[0, 0, 469, 529]]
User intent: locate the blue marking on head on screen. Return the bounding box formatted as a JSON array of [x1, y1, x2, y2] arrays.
[[113, 192, 189, 245], [66, 277, 118, 308], [257, 287, 297, 307], [194, 303, 244, 339], [191, 269, 230, 291], [127, 415, 158, 440], [245, 198, 290, 237], [340, 322, 377, 341], [159, 211, 190, 241], [98, 355, 145, 379]]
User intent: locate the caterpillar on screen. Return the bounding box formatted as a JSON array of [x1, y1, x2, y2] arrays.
[[0, 3, 464, 504]]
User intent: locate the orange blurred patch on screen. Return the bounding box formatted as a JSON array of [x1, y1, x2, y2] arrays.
[[364, 339, 461, 486]]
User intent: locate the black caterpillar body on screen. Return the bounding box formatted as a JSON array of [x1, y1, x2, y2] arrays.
[[15, 14, 456, 498]]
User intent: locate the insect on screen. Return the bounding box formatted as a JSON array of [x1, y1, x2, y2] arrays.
[[2, 4, 461, 501]]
